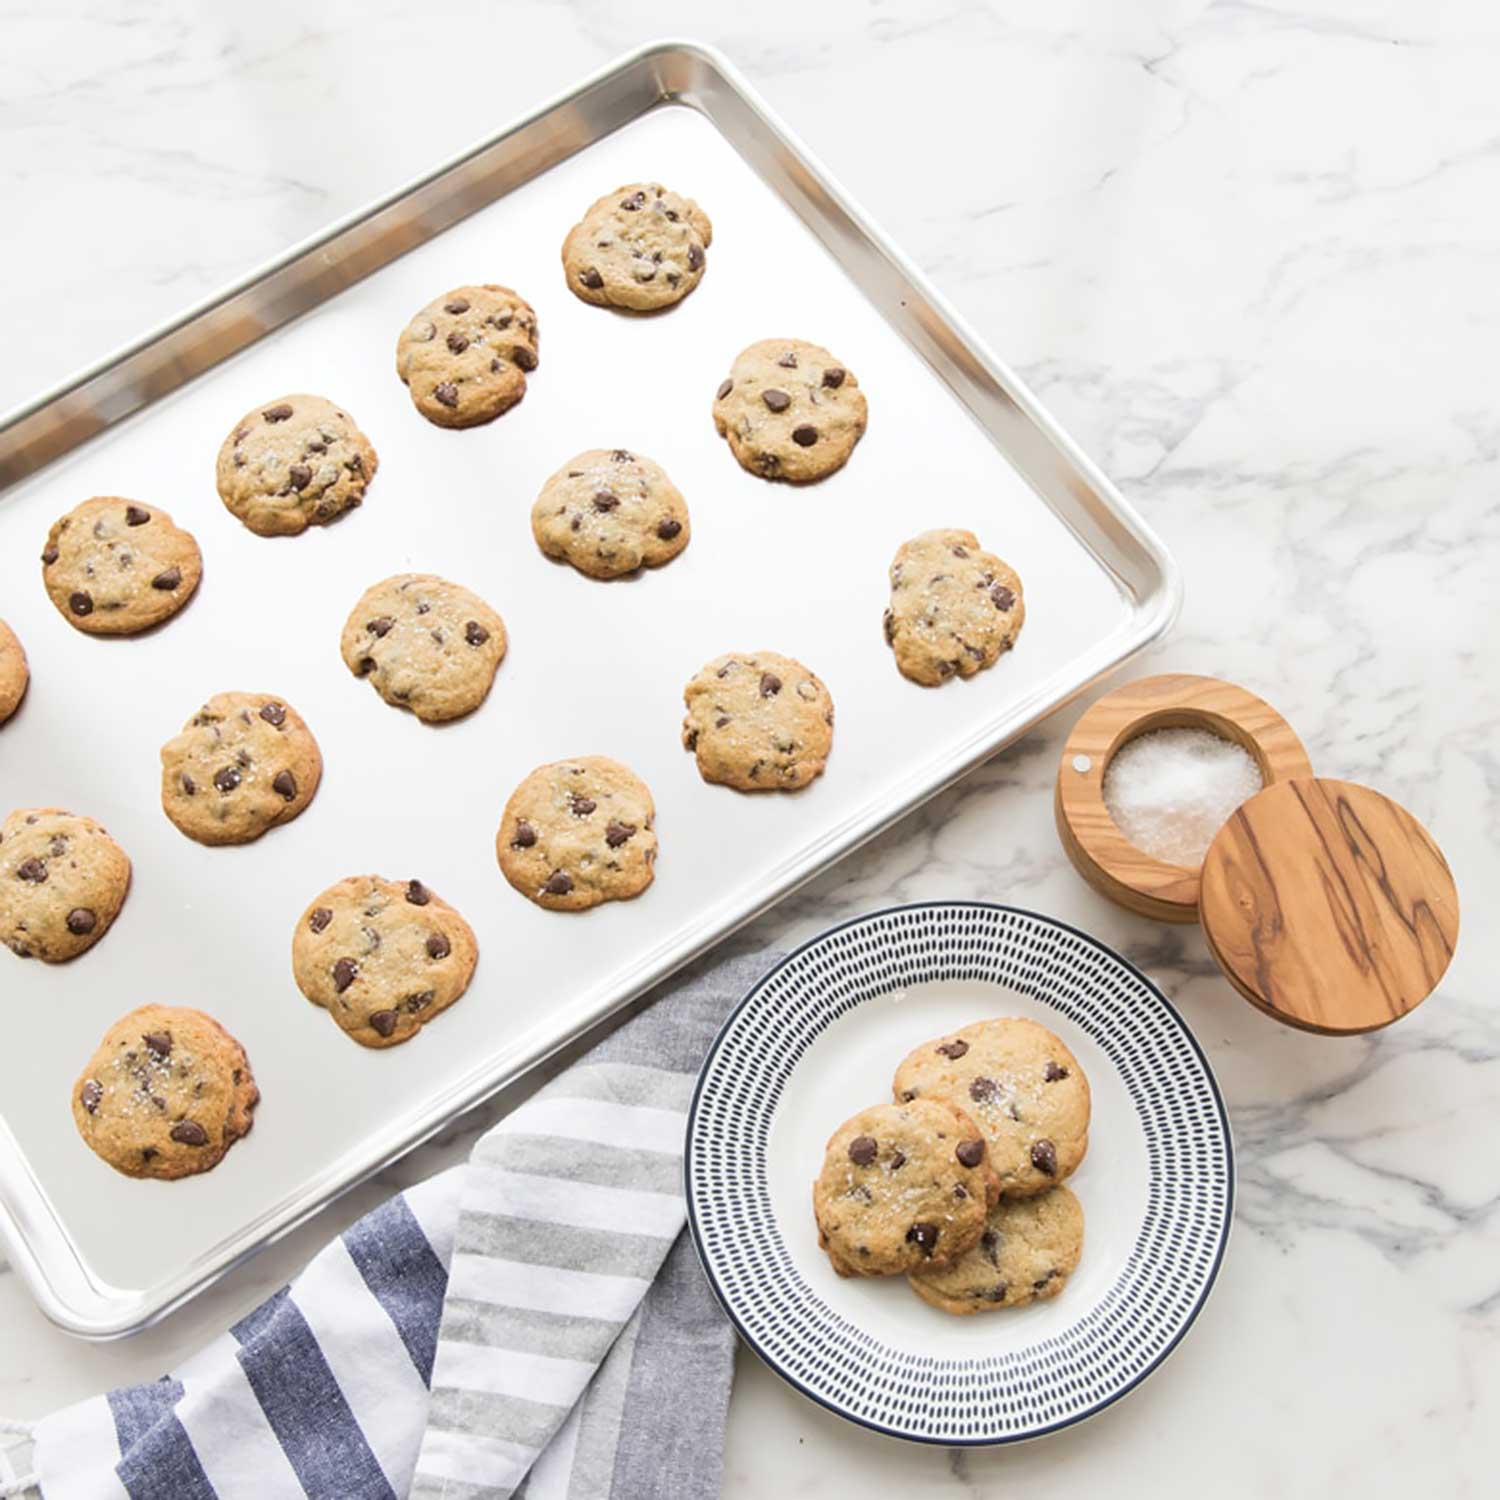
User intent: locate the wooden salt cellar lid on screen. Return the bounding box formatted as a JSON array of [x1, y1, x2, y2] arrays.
[[1199, 778, 1459, 1035]]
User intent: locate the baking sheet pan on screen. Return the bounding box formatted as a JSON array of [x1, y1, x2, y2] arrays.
[[0, 42, 1179, 1336]]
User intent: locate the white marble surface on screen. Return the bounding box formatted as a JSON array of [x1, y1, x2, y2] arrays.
[[3, 1, 1497, 1495]]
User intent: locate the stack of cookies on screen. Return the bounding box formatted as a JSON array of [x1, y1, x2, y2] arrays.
[[813, 1017, 1089, 1314]]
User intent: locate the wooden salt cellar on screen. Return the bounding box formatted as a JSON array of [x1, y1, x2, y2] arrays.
[[1054, 674, 1314, 923]]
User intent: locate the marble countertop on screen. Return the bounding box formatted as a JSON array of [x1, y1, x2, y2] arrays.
[[3, 2, 1497, 1494]]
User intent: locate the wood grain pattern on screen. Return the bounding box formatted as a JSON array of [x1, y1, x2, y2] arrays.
[[1199, 777, 1459, 1034], [1055, 674, 1315, 922]]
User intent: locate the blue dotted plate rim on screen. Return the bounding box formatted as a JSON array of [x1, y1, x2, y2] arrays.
[[684, 901, 1235, 1446]]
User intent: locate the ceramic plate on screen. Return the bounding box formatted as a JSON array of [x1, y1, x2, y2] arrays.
[[685, 903, 1233, 1444]]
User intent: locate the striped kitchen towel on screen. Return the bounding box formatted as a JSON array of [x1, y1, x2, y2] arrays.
[[13, 949, 767, 1500]]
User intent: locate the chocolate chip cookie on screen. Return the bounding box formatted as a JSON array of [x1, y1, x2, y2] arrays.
[[908, 1185, 1085, 1315], [893, 1019, 1090, 1197], [41, 497, 202, 634], [396, 284, 539, 428], [682, 651, 834, 792], [0, 619, 28, 726], [0, 807, 131, 962], [884, 529, 1026, 686], [292, 875, 478, 1048], [711, 339, 867, 483], [216, 395, 378, 537], [160, 692, 322, 846], [561, 182, 713, 312], [496, 757, 657, 911], [813, 1099, 1001, 1278], [340, 574, 507, 722], [72, 1005, 259, 1180], [531, 448, 691, 579]]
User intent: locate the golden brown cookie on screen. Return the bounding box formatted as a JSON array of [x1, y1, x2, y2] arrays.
[[893, 1019, 1090, 1197], [813, 1099, 1001, 1278], [41, 497, 201, 634], [0, 807, 131, 962], [496, 757, 657, 911], [0, 619, 28, 725], [160, 692, 322, 846], [395, 284, 538, 428], [561, 182, 712, 312], [215, 395, 378, 537], [340, 574, 507, 722], [72, 1005, 258, 1180], [292, 875, 478, 1048]]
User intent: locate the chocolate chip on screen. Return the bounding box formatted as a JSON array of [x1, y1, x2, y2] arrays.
[[69, 591, 93, 616], [170, 1120, 208, 1146], [446, 331, 469, 355], [687, 243, 704, 271], [571, 795, 596, 816], [143, 1031, 172, 1059], [49, 836, 66, 856], [605, 821, 636, 847], [512, 346, 538, 372], [368, 617, 394, 638], [656, 518, 682, 541], [406, 991, 434, 1013], [544, 871, 573, 896], [1031, 1139, 1058, 1176], [512, 820, 537, 848], [980, 1229, 999, 1263], [593, 491, 619, 512], [259, 702, 286, 727], [426, 932, 451, 959], [370, 1009, 398, 1038], [777, 351, 798, 368], [906, 1222, 940, 1255], [41, 545, 58, 565], [80, 1080, 102, 1113], [612, 449, 633, 462], [263, 404, 294, 422], [954, 1184, 968, 1199], [716, 378, 732, 400], [463, 620, 489, 647], [792, 425, 818, 446], [759, 672, 782, 697], [214, 766, 241, 793], [936, 1038, 970, 1059], [181, 773, 196, 796], [848, 1135, 878, 1165], [15, 859, 46, 883], [66, 907, 97, 935], [889, 1150, 907, 1170], [272, 770, 297, 801], [1044, 1060, 1069, 1082], [620, 190, 647, 210], [333, 957, 358, 992], [141, 1147, 158, 1161], [492, 313, 513, 330], [125, 505, 150, 526], [434, 382, 459, 408], [405, 880, 430, 906], [992, 584, 1016, 611], [762, 388, 791, 412], [151, 566, 182, 590], [581, 268, 604, 289], [969, 1076, 998, 1103], [822, 367, 846, 388], [956, 1138, 986, 1168], [309, 907, 333, 933], [444, 298, 470, 314]]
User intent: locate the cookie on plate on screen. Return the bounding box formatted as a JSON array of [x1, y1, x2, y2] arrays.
[[908, 1184, 1085, 1314], [531, 448, 690, 578], [396, 284, 538, 428], [160, 692, 322, 846], [340, 573, 507, 722], [216, 395, 378, 537], [682, 651, 834, 792], [497, 757, 657, 912], [0, 620, 28, 726], [72, 1004, 259, 1180], [0, 807, 131, 962], [562, 182, 712, 312], [40, 497, 201, 635], [893, 1018, 1090, 1197], [292, 875, 478, 1048], [884, 528, 1026, 686], [711, 339, 867, 483], [813, 1098, 1001, 1278]]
